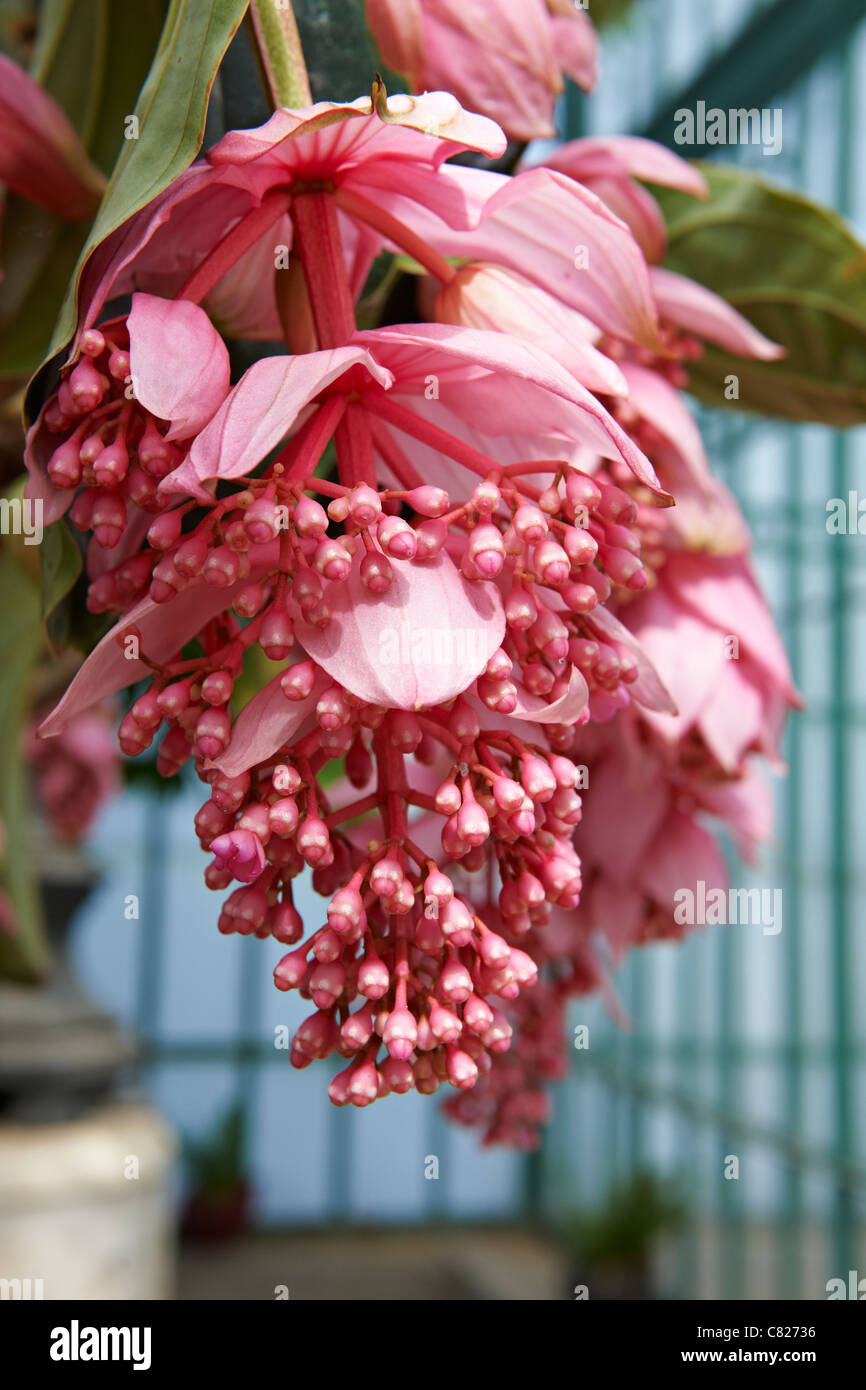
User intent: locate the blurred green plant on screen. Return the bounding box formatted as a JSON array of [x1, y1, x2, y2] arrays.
[[561, 1170, 685, 1270]]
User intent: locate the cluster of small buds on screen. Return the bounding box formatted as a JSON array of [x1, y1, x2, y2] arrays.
[[175, 697, 590, 1107], [40, 324, 183, 572]]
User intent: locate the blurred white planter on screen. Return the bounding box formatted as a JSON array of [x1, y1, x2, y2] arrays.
[[0, 1102, 176, 1300]]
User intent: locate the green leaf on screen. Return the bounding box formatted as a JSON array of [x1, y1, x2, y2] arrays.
[[30, 0, 169, 178], [29, 0, 249, 394], [0, 0, 169, 380], [0, 555, 48, 981], [656, 164, 866, 426], [41, 519, 83, 643]]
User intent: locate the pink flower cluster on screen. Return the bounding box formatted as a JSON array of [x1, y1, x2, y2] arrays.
[[29, 77, 795, 1140]]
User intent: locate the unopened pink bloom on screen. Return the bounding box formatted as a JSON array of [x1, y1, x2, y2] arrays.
[[366, 0, 598, 140], [543, 135, 708, 264], [0, 54, 104, 220]]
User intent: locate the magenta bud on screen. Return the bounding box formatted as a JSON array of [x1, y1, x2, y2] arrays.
[[414, 519, 447, 560], [194, 707, 231, 760], [281, 659, 316, 701], [203, 545, 239, 587], [347, 484, 382, 528], [406, 485, 449, 517], [259, 602, 294, 660], [383, 1008, 417, 1061], [293, 496, 328, 538], [243, 497, 282, 544], [378, 514, 416, 559], [359, 550, 392, 593], [201, 670, 234, 706]]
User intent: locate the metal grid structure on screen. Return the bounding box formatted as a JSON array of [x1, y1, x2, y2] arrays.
[[533, 0, 866, 1299], [70, 0, 866, 1288]]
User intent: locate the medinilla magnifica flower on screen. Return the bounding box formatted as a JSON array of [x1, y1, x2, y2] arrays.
[[31, 68, 793, 1128]]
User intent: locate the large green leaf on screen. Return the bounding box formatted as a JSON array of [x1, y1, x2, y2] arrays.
[[0, 555, 48, 981], [655, 164, 866, 426], [30, 0, 249, 395], [0, 0, 169, 380]]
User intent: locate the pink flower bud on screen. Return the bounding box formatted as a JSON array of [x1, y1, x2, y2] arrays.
[[201, 670, 234, 706], [243, 497, 283, 543], [406, 485, 449, 517], [414, 518, 447, 559], [91, 491, 126, 548], [281, 659, 316, 701], [93, 440, 129, 487], [346, 735, 373, 788], [260, 601, 294, 659], [173, 533, 209, 577], [195, 707, 231, 759], [309, 961, 346, 1010], [467, 522, 504, 578], [270, 901, 303, 944], [380, 1058, 414, 1093], [69, 359, 104, 412], [438, 957, 473, 1003], [359, 549, 392, 593], [479, 930, 511, 967], [446, 1046, 478, 1090], [348, 1061, 380, 1106], [463, 994, 494, 1034], [347, 484, 382, 527], [505, 585, 536, 629], [534, 538, 570, 587], [316, 684, 350, 731], [294, 496, 328, 537], [513, 504, 548, 544], [203, 545, 239, 587], [297, 815, 331, 866], [389, 710, 422, 753], [429, 1004, 462, 1045], [357, 954, 390, 1000], [340, 1002, 374, 1051], [269, 798, 299, 838], [383, 1008, 417, 1061], [276, 945, 309, 989], [328, 885, 365, 935], [314, 537, 352, 581], [378, 514, 417, 559], [47, 438, 83, 488]]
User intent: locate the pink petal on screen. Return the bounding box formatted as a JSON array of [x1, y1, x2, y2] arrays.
[[212, 671, 324, 777], [509, 666, 589, 723], [650, 267, 785, 360], [583, 605, 677, 715], [664, 552, 798, 703], [549, 9, 599, 92], [355, 322, 667, 496], [39, 541, 281, 735], [294, 549, 504, 709], [638, 809, 728, 910], [160, 347, 393, 500], [546, 136, 708, 200], [435, 265, 628, 396], [623, 587, 727, 737], [698, 662, 765, 771], [128, 294, 230, 441], [389, 167, 663, 348]]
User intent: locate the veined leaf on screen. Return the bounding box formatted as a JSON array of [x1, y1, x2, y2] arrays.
[[656, 164, 866, 426]]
